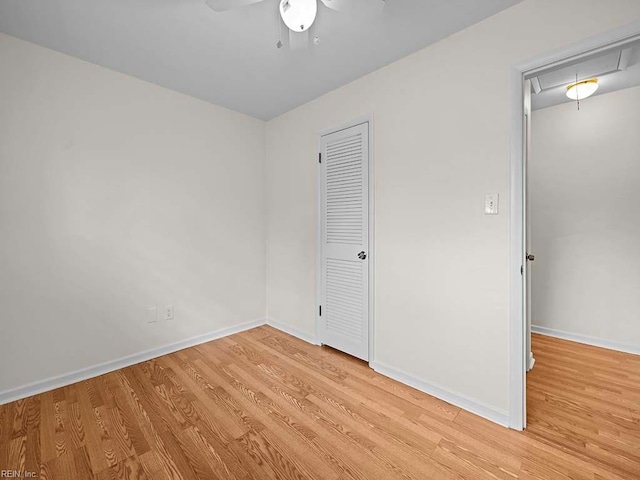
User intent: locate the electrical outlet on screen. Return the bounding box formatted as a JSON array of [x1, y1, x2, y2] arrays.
[[484, 193, 499, 215], [146, 307, 158, 323], [164, 305, 174, 321]]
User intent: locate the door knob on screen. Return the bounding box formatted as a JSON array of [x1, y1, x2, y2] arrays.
[[526, 253, 535, 261], [358, 251, 367, 260]]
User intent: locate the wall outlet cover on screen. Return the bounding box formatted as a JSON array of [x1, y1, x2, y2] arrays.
[[484, 193, 499, 215]]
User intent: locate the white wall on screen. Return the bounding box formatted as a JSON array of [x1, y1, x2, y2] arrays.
[[0, 34, 266, 394], [266, 0, 640, 418], [530, 86, 640, 349]]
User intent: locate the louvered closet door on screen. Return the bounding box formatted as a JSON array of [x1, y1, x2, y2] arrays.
[[319, 122, 369, 361]]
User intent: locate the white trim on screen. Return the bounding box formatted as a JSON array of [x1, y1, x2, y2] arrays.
[[515, 21, 640, 75], [316, 130, 322, 345], [370, 361, 510, 428], [508, 21, 640, 431], [0, 317, 266, 406], [508, 65, 526, 431], [316, 114, 375, 363], [368, 116, 375, 365], [267, 317, 320, 345], [532, 326, 640, 356]]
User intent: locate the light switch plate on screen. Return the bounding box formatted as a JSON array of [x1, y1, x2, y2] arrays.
[[485, 194, 499, 215]]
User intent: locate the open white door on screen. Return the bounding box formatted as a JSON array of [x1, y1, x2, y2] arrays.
[[318, 122, 370, 361], [524, 80, 535, 373]]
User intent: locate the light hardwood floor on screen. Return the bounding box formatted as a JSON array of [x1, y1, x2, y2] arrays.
[[1, 327, 639, 479]]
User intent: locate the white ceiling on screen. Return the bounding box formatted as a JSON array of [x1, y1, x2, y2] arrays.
[[0, 0, 522, 120], [531, 42, 640, 110]]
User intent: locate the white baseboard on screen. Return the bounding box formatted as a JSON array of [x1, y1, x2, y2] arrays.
[[0, 317, 267, 406], [370, 361, 510, 428], [266, 318, 319, 345], [532, 325, 640, 356]]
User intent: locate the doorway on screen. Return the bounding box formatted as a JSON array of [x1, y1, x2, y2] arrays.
[[509, 24, 640, 430], [317, 117, 374, 362]]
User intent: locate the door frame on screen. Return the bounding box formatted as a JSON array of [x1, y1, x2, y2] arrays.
[[508, 21, 640, 430], [316, 114, 375, 363]]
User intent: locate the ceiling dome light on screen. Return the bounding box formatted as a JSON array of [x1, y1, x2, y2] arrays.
[[280, 0, 317, 33], [566, 78, 599, 100]]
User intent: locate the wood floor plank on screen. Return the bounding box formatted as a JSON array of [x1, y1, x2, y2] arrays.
[[41, 450, 75, 480], [52, 399, 69, 457], [24, 424, 40, 476], [72, 446, 96, 480], [7, 435, 26, 473], [12, 398, 28, 439], [113, 371, 185, 480], [1, 328, 639, 479], [40, 392, 57, 463], [68, 400, 87, 450], [0, 402, 10, 468]]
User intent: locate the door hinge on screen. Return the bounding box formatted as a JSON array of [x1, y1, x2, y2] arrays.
[[319, 305, 322, 316], [318, 153, 322, 164], [520, 265, 524, 275]]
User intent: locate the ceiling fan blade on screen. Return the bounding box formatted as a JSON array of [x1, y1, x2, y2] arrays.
[[205, 0, 266, 12], [319, 0, 385, 15]]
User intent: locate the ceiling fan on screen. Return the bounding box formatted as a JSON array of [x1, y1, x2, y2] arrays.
[[205, 0, 386, 50]]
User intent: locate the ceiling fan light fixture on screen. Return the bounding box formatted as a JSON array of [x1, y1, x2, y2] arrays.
[[566, 78, 599, 100], [280, 0, 317, 33]]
